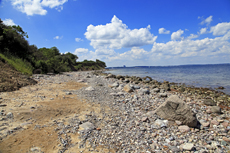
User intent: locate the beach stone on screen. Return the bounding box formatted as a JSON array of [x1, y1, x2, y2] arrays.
[[124, 79, 130, 83], [77, 79, 85, 83], [154, 95, 198, 127], [221, 122, 229, 128], [123, 84, 133, 93], [159, 93, 167, 98], [6, 112, 13, 119], [30, 147, 42, 153], [211, 120, 219, 126], [210, 106, 221, 114], [184, 143, 195, 150], [182, 143, 194, 151], [201, 122, 210, 127], [175, 120, 182, 125], [169, 146, 180, 152], [133, 85, 140, 89], [178, 125, 190, 132], [79, 122, 95, 131], [106, 74, 116, 78], [116, 75, 123, 79], [139, 88, 150, 95], [111, 82, 119, 88], [203, 99, 216, 106], [85, 86, 95, 91], [223, 137, 230, 142], [153, 88, 160, 93], [141, 117, 148, 122], [154, 119, 168, 128]]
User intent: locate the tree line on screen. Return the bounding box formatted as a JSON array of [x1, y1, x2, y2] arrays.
[[0, 19, 106, 74]]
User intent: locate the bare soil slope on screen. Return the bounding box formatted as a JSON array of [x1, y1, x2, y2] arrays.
[[0, 57, 37, 92]]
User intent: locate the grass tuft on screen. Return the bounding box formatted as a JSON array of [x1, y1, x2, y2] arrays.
[[0, 53, 33, 75]]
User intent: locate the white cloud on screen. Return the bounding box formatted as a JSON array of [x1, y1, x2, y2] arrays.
[[54, 36, 63, 39], [199, 27, 207, 34], [11, 0, 68, 16], [107, 27, 230, 66], [210, 22, 230, 36], [187, 34, 198, 40], [75, 38, 83, 42], [79, 21, 230, 66], [158, 28, 170, 34], [74, 48, 89, 54], [2, 19, 16, 26], [200, 15, 213, 25], [84, 15, 157, 55], [171, 29, 184, 40]]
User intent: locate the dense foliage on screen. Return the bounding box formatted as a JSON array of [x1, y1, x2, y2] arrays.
[[0, 19, 106, 74]]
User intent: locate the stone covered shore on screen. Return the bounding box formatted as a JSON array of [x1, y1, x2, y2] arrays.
[[0, 71, 230, 153]]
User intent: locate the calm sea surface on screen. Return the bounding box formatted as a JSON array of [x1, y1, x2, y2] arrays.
[[105, 64, 230, 95]]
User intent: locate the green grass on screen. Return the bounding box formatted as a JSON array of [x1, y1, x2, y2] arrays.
[[0, 53, 33, 75]]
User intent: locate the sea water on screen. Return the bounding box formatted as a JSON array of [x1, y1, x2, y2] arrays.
[[105, 64, 230, 95]]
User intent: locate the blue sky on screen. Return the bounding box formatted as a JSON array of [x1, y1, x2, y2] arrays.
[[1, 0, 230, 67]]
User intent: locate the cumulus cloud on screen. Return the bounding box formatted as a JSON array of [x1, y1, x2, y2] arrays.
[[2, 19, 16, 26], [199, 27, 207, 34], [54, 36, 63, 39], [75, 38, 83, 42], [84, 15, 157, 55], [210, 22, 230, 36], [106, 27, 230, 66], [186, 34, 199, 40], [158, 28, 170, 34], [74, 48, 89, 54], [11, 0, 68, 16], [80, 20, 230, 66], [171, 29, 184, 40]]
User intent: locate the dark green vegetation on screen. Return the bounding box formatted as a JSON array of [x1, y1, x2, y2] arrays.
[[0, 19, 106, 75]]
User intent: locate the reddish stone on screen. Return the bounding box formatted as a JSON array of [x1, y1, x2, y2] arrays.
[[221, 122, 229, 128], [223, 137, 230, 142], [211, 120, 219, 126]]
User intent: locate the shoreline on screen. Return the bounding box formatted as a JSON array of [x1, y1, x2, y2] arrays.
[[0, 71, 229, 152], [100, 70, 230, 103]]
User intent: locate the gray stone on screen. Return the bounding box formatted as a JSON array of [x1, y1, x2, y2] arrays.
[[133, 85, 140, 89], [203, 99, 216, 106], [182, 143, 194, 151], [175, 120, 182, 125], [79, 122, 95, 131], [111, 82, 119, 88], [169, 146, 180, 152], [153, 88, 160, 93], [154, 119, 168, 128], [210, 106, 221, 114], [154, 95, 198, 127], [159, 93, 167, 98], [85, 86, 95, 91], [139, 88, 150, 95], [6, 112, 13, 119], [65, 92, 72, 95]]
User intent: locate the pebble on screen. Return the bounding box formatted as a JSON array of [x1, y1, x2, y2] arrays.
[[178, 125, 190, 132], [6, 112, 13, 119], [9, 71, 229, 153], [182, 143, 194, 151]]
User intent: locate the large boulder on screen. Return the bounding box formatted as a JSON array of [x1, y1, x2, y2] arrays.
[[154, 95, 198, 127]]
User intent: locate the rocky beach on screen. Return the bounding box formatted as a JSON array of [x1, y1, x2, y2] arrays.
[[0, 71, 230, 153]]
